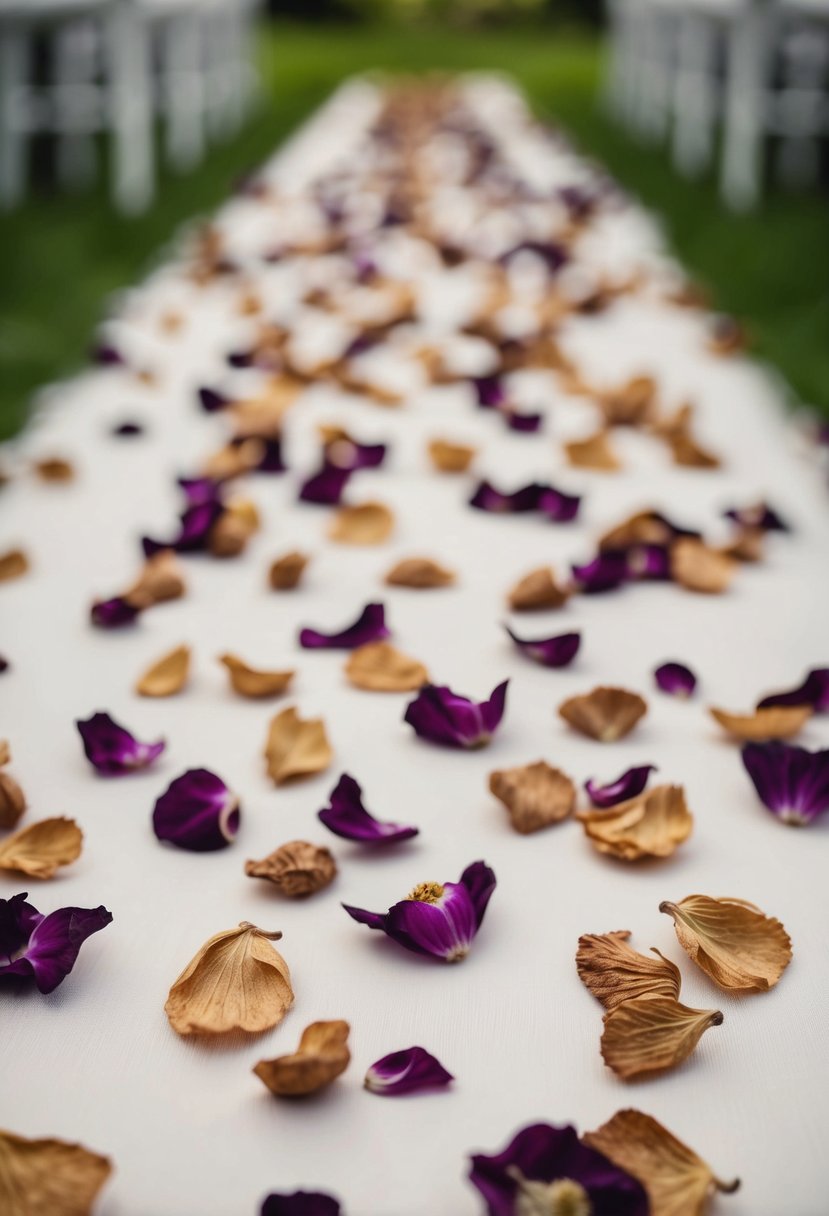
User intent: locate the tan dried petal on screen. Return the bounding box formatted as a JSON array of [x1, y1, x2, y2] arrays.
[[708, 317, 745, 356], [231, 380, 299, 438], [600, 994, 723, 1080], [659, 894, 792, 992], [598, 375, 656, 427], [202, 439, 265, 481], [719, 527, 764, 563], [136, 645, 190, 698], [584, 1109, 739, 1216], [0, 770, 26, 830], [670, 538, 735, 594], [559, 686, 647, 742], [0, 817, 82, 879], [427, 438, 476, 473], [652, 402, 695, 441], [576, 785, 693, 861], [576, 931, 682, 1010], [599, 510, 680, 552], [265, 707, 332, 784], [253, 1020, 350, 1097], [488, 761, 575, 834], [269, 550, 309, 590], [33, 457, 75, 483], [0, 739, 9, 766], [384, 557, 455, 589], [328, 501, 394, 545], [208, 514, 250, 558], [0, 549, 29, 583], [245, 840, 337, 897], [126, 550, 186, 607], [160, 309, 184, 334], [220, 653, 294, 699], [0, 1128, 112, 1216], [345, 641, 429, 692], [666, 432, 721, 469], [165, 921, 294, 1036], [708, 704, 811, 741], [507, 566, 568, 612], [564, 430, 621, 471]]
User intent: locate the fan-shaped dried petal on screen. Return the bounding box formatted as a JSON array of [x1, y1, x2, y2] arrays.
[[428, 438, 476, 472], [670, 540, 735, 594], [577, 785, 693, 861], [345, 642, 429, 692], [34, 457, 75, 483], [559, 686, 648, 742], [0, 549, 29, 583], [659, 895, 792, 992], [126, 550, 186, 606], [253, 1020, 350, 1096], [600, 995, 723, 1080], [269, 551, 309, 590], [136, 645, 191, 697], [265, 707, 332, 784], [0, 1128, 112, 1216], [165, 921, 294, 1036], [220, 654, 294, 699], [489, 761, 576, 834], [597, 375, 656, 427], [384, 557, 455, 589], [565, 430, 621, 471], [245, 840, 336, 897], [666, 432, 721, 469], [708, 705, 811, 741], [0, 818, 83, 879], [584, 1109, 740, 1216], [328, 501, 394, 545], [576, 931, 681, 1010], [507, 566, 568, 611]]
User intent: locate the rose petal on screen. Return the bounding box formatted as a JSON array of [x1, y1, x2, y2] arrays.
[[404, 681, 508, 748], [559, 686, 647, 742], [585, 765, 656, 808], [300, 603, 390, 651], [505, 626, 580, 668], [0, 1129, 112, 1215], [153, 769, 239, 852], [318, 773, 418, 844], [757, 667, 829, 712], [427, 438, 476, 473], [709, 705, 811, 741], [507, 567, 569, 611], [489, 761, 576, 833], [344, 642, 429, 692], [742, 740, 829, 825], [136, 645, 191, 697], [654, 662, 697, 698], [76, 712, 165, 775], [364, 1046, 453, 1095], [328, 501, 394, 544]]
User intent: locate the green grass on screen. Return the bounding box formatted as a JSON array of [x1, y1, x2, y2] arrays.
[[1, 19, 827, 437]]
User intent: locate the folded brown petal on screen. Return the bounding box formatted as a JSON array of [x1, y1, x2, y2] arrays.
[[576, 931, 682, 1010], [666, 432, 721, 469], [559, 686, 648, 742], [507, 566, 569, 611], [202, 439, 265, 481], [0, 745, 26, 829], [328, 501, 394, 545], [597, 375, 657, 427], [345, 642, 429, 692], [427, 438, 477, 473], [136, 645, 191, 698], [659, 894, 792, 992], [0, 1128, 113, 1216], [708, 705, 811, 741], [0, 817, 83, 879], [719, 527, 764, 563], [600, 995, 722, 1080], [577, 785, 693, 861], [245, 840, 337, 897], [208, 498, 260, 558], [0, 549, 29, 583], [268, 550, 309, 591], [384, 557, 455, 589], [220, 654, 294, 699], [33, 457, 75, 483], [564, 430, 621, 471], [489, 761, 576, 834], [253, 1020, 350, 1096], [265, 707, 332, 784], [670, 539, 735, 594], [126, 550, 186, 607]]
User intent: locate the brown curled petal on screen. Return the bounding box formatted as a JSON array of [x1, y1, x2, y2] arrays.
[[670, 539, 735, 594], [328, 501, 394, 545], [265, 707, 332, 784], [33, 457, 75, 483], [344, 642, 429, 692], [220, 654, 294, 699], [708, 705, 811, 741], [599, 510, 680, 552], [136, 645, 191, 698], [719, 527, 764, 563], [0, 1128, 113, 1216], [253, 1020, 350, 1096], [126, 550, 186, 607], [269, 550, 309, 590], [666, 432, 721, 469], [559, 686, 648, 743], [245, 840, 337, 897], [659, 894, 792, 992], [576, 930, 682, 1009], [384, 557, 455, 589], [202, 439, 265, 481], [0, 740, 10, 766], [488, 761, 576, 834], [507, 566, 568, 611], [0, 817, 83, 879], [600, 994, 723, 1081], [0, 770, 26, 829], [564, 429, 621, 471], [576, 785, 693, 861], [427, 438, 476, 473], [597, 375, 657, 427], [0, 549, 29, 583]]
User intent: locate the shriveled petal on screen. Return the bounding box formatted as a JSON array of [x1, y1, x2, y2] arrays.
[[660, 894, 792, 992], [90, 596, 142, 629], [709, 705, 811, 741], [565, 430, 621, 471], [328, 501, 394, 544], [135, 645, 190, 697], [265, 708, 333, 785], [0, 892, 42, 960], [220, 654, 294, 699], [505, 626, 580, 668], [723, 501, 788, 533], [269, 551, 309, 591], [76, 712, 165, 775], [577, 785, 693, 861], [0, 818, 83, 879], [318, 774, 418, 843], [559, 686, 647, 743], [300, 603, 390, 650], [571, 551, 629, 594], [245, 841, 336, 898], [600, 995, 723, 1081], [254, 1020, 350, 1097], [741, 740, 829, 824], [489, 761, 576, 833], [538, 485, 581, 523], [153, 769, 239, 852], [344, 642, 428, 692], [654, 662, 696, 698], [576, 930, 681, 1010], [365, 1046, 453, 1095], [0, 549, 29, 583], [585, 765, 656, 808], [0, 1129, 113, 1216]]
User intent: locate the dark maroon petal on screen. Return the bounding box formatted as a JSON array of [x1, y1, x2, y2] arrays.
[[742, 741, 829, 825], [153, 769, 240, 852], [365, 1046, 454, 1095], [248, 437, 285, 474], [1, 902, 112, 994], [724, 502, 789, 533], [585, 764, 657, 808], [469, 480, 547, 514], [459, 861, 496, 929], [0, 655, 8, 673], [177, 477, 222, 506], [76, 711, 165, 775], [626, 543, 670, 581], [404, 681, 508, 748], [571, 550, 628, 594], [197, 386, 230, 413], [504, 409, 543, 433], [90, 596, 142, 630], [142, 490, 224, 557], [538, 485, 581, 523], [758, 668, 829, 712], [299, 602, 390, 650], [298, 463, 352, 505], [505, 626, 580, 668], [0, 893, 43, 962], [323, 438, 387, 472], [654, 662, 697, 698], [318, 774, 418, 844], [471, 375, 507, 408], [260, 1192, 341, 1216], [90, 342, 124, 366], [111, 420, 144, 438], [344, 332, 382, 359], [227, 349, 254, 369]]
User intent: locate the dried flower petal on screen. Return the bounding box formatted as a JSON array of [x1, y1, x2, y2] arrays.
[[319, 774, 418, 843], [723, 501, 788, 533], [300, 603, 390, 650], [469, 480, 547, 514], [0, 549, 29, 583], [666, 432, 720, 469], [0, 893, 112, 993], [165, 921, 294, 1036], [33, 457, 75, 483], [245, 840, 337, 897], [0, 1128, 112, 1216], [654, 662, 697, 698], [577, 785, 693, 861], [565, 430, 621, 471], [597, 375, 656, 427], [0, 763, 26, 829], [584, 1109, 740, 1216], [405, 681, 508, 748], [328, 501, 394, 545], [385, 557, 455, 589], [507, 567, 568, 611], [365, 1046, 453, 1095], [299, 463, 352, 506], [504, 626, 580, 668], [428, 438, 476, 473], [585, 765, 656, 808], [0, 818, 83, 879], [709, 705, 811, 741], [153, 769, 239, 852], [599, 510, 699, 552], [489, 761, 575, 834], [571, 550, 629, 594], [135, 645, 190, 698], [345, 641, 429, 692], [76, 712, 164, 775], [670, 539, 735, 594], [600, 995, 723, 1080], [90, 596, 142, 630], [742, 740, 829, 824], [757, 667, 829, 712], [254, 1020, 350, 1097], [220, 654, 294, 699], [576, 930, 681, 1010], [559, 686, 647, 742], [126, 550, 186, 606], [265, 707, 332, 784], [261, 1192, 340, 1216], [659, 894, 792, 992], [719, 526, 765, 563], [269, 551, 309, 591]]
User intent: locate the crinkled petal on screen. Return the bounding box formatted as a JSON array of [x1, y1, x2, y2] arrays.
[[365, 1046, 454, 1095], [90, 596, 142, 629], [153, 768, 240, 851], [538, 485, 581, 523], [299, 603, 390, 650], [585, 765, 657, 808], [318, 774, 418, 843], [505, 626, 580, 668], [469, 480, 547, 514], [572, 550, 629, 593], [76, 712, 165, 775], [404, 681, 507, 748], [0, 892, 43, 962]]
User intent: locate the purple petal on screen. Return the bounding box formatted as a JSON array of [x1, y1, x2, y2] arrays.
[[261, 1193, 341, 1216], [298, 463, 352, 506], [76, 712, 165, 775], [111, 420, 144, 438], [365, 1046, 454, 1095], [538, 485, 581, 523], [247, 437, 285, 474], [90, 342, 124, 366], [471, 375, 507, 408], [404, 681, 508, 749], [758, 668, 829, 712], [153, 769, 240, 852], [742, 741, 829, 825], [299, 603, 390, 650], [0, 892, 43, 962], [384, 882, 478, 961], [724, 502, 789, 533], [142, 496, 224, 558], [90, 596, 142, 629], [469, 480, 547, 514], [318, 774, 418, 844], [654, 662, 697, 698], [459, 860, 497, 929], [227, 349, 254, 369], [197, 386, 230, 413], [324, 438, 387, 472], [177, 477, 222, 507], [571, 550, 629, 594], [0, 901, 112, 994], [341, 903, 387, 931], [505, 626, 581, 668], [626, 543, 670, 581], [504, 409, 543, 434], [585, 764, 657, 808]]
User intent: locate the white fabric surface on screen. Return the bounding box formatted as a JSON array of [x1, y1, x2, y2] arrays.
[[1, 78, 828, 1216]]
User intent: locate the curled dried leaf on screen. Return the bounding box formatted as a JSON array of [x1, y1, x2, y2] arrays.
[[584, 1109, 740, 1216], [384, 557, 455, 589], [507, 566, 568, 611], [670, 539, 735, 594], [601, 994, 723, 1080], [0, 1128, 113, 1216], [126, 550, 186, 607], [165, 921, 294, 1036], [576, 785, 693, 861], [220, 654, 294, 699], [427, 438, 476, 473], [488, 761, 576, 834], [0, 769, 26, 829], [33, 457, 75, 483], [136, 645, 191, 698], [245, 840, 337, 897], [265, 707, 332, 784], [708, 705, 811, 741], [0, 549, 29, 583], [576, 931, 682, 1010], [268, 550, 309, 591], [345, 641, 429, 692], [328, 501, 394, 545], [660, 894, 792, 992], [253, 1020, 350, 1096], [0, 817, 82, 878], [559, 686, 648, 743], [564, 430, 621, 471]]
